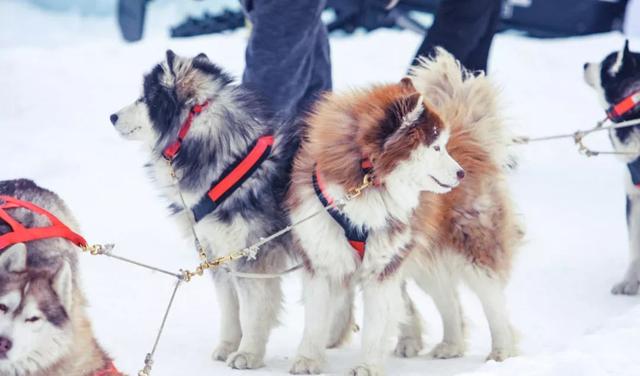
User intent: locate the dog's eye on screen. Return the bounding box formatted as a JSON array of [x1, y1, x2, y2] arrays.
[[0, 304, 7, 313], [434, 145, 441, 152], [25, 316, 40, 323]]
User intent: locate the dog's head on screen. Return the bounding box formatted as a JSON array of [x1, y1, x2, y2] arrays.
[[364, 79, 464, 194], [110, 50, 232, 146], [584, 40, 640, 109], [0, 244, 73, 374]]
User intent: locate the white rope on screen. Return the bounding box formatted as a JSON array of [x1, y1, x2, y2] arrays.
[[138, 280, 182, 376], [223, 264, 303, 279], [513, 117, 640, 157]]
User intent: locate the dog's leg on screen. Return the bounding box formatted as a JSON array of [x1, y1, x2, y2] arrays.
[[413, 271, 465, 359], [612, 193, 640, 295], [212, 273, 242, 361], [348, 275, 404, 376], [465, 269, 516, 362], [226, 277, 282, 369], [326, 279, 356, 349], [291, 273, 334, 374], [393, 281, 423, 358]]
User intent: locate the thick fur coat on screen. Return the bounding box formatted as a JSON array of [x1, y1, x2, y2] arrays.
[[288, 51, 477, 375], [110, 51, 300, 369], [399, 50, 523, 363], [0, 179, 115, 376]]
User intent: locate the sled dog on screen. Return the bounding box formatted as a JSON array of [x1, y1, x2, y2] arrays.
[[398, 50, 522, 363], [0, 179, 118, 376], [287, 49, 521, 375], [584, 40, 640, 295], [110, 51, 300, 369]]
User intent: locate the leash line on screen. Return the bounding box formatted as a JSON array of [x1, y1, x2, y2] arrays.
[[138, 279, 182, 376], [82, 244, 183, 280], [513, 117, 640, 156], [169, 165, 209, 263]]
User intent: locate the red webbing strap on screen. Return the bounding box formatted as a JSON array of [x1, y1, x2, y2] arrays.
[[0, 195, 87, 250], [93, 361, 122, 376], [348, 240, 366, 259], [162, 101, 210, 160], [207, 135, 275, 201], [608, 91, 640, 121]]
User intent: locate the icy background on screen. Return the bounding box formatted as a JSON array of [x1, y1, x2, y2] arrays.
[[1, 1, 639, 375]]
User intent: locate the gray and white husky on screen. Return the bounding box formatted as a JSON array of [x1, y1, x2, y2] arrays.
[[0, 179, 117, 376], [110, 51, 300, 369], [584, 40, 640, 295]]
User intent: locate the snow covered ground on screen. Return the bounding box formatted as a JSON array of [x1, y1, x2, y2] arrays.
[[1, 1, 639, 375]]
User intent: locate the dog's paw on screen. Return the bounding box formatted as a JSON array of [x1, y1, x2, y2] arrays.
[[486, 348, 517, 362], [289, 356, 324, 374], [430, 342, 464, 359], [394, 337, 422, 358], [212, 341, 239, 362], [226, 351, 264, 369], [348, 364, 383, 376], [611, 279, 640, 295]]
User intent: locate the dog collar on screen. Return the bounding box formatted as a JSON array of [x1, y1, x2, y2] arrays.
[[191, 135, 275, 221], [312, 164, 369, 259], [0, 196, 87, 251], [162, 101, 210, 160], [92, 361, 122, 376], [607, 91, 640, 122]]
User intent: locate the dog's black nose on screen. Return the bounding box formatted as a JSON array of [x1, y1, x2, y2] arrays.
[[456, 170, 465, 180], [583, 63, 589, 71], [0, 336, 12, 355], [109, 113, 119, 125]]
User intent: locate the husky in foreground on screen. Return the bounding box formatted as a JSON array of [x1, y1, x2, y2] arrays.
[[584, 40, 640, 295], [0, 179, 118, 376], [287, 50, 520, 375], [110, 51, 299, 369]]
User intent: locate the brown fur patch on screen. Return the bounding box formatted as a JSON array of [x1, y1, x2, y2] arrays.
[[296, 83, 445, 190], [408, 51, 523, 277]]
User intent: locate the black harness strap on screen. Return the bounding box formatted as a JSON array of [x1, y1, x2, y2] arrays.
[[192, 135, 274, 222], [312, 165, 369, 259]]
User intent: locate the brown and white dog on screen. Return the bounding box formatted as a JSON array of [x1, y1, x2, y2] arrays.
[[0, 179, 119, 376], [287, 50, 521, 375], [398, 50, 522, 363]]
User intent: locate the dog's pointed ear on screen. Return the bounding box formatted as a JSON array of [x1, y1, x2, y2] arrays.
[[383, 93, 423, 150], [52, 261, 72, 313], [400, 77, 416, 92], [623, 39, 630, 55], [622, 39, 638, 69], [166, 49, 177, 69], [0, 243, 27, 273], [195, 52, 209, 61]]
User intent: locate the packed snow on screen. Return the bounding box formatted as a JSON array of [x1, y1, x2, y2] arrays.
[[1, 1, 639, 375]]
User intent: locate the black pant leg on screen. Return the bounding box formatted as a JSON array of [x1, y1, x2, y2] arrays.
[[464, 0, 502, 72], [242, 0, 331, 121], [413, 0, 501, 72]]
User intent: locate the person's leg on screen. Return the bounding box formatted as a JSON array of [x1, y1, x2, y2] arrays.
[[464, 0, 502, 72], [413, 0, 501, 72], [242, 0, 331, 120]]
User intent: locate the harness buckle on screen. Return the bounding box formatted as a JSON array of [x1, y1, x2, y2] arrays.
[[346, 173, 373, 200]]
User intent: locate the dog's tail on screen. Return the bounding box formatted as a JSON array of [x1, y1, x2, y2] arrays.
[[409, 48, 515, 171]]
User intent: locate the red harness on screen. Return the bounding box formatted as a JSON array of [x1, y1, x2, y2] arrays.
[[607, 91, 640, 122], [312, 159, 374, 259], [0, 199, 121, 376], [92, 361, 122, 376], [162, 102, 275, 222], [0, 195, 87, 251]]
